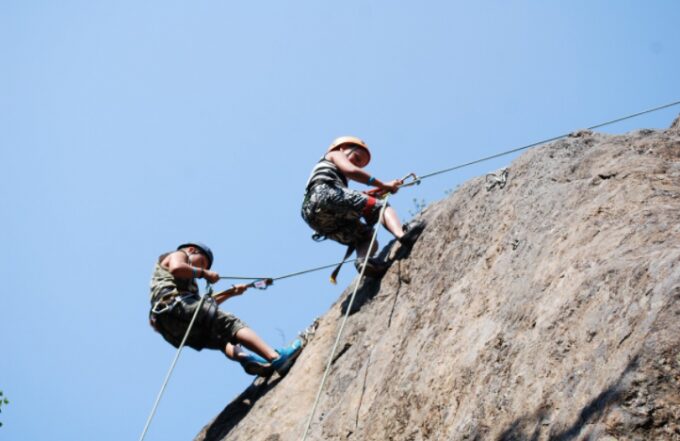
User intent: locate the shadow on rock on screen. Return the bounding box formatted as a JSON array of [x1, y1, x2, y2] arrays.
[[496, 354, 639, 441], [199, 375, 283, 441], [340, 276, 383, 315], [340, 238, 417, 316]]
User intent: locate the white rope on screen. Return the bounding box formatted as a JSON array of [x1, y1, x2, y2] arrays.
[[137, 99, 680, 439], [406, 99, 680, 184], [138, 286, 211, 441], [300, 196, 390, 441]]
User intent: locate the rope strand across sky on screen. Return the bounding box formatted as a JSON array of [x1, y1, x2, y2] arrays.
[[2, 3, 679, 441]]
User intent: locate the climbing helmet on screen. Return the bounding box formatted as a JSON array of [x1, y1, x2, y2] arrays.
[[327, 136, 371, 166], [177, 242, 214, 269]]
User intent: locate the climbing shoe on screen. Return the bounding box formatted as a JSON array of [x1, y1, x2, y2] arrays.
[[271, 339, 303, 375], [239, 353, 272, 377], [354, 256, 390, 277], [399, 219, 426, 247]]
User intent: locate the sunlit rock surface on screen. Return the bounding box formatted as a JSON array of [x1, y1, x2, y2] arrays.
[[196, 115, 680, 441]]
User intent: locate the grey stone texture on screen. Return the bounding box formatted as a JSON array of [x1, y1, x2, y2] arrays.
[[196, 115, 680, 441]]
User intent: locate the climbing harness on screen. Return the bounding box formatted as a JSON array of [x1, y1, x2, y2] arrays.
[[141, 278, 274, 439], [139, 99, 680, 440], [214, 101, 680, 287], [149, 289, 196, 317], [327, 175, 418, 284], [140, 282, 214, 441], [300, 195, 390, 441], [298, 99, 680, 440]]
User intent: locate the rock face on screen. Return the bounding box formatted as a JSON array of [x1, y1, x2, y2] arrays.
[[196, 117, 680, 441]]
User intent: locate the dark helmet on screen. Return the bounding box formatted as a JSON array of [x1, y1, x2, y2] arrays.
[[177, 242, 214, 269]]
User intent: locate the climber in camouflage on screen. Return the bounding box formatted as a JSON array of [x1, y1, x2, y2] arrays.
[[302, 136, 425, 277], [148, 242, 302, 376]]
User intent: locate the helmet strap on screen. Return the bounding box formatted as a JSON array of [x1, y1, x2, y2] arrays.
[[344, 145, 358, 155]]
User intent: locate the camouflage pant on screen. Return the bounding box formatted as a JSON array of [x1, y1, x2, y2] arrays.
[[301, 183, 387, 247], [151, 292, 247, 351]]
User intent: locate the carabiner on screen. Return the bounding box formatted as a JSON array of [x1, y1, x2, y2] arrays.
[[364, 172, 421, 197], [249, 278, 273, 290], [399, 172, 421, 188]]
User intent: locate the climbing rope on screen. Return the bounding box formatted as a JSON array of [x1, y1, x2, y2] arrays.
[[219, 258, 358, 282], [139, 99, 680, 439], [297, 100, 680, 439], [400, 99, 680, 188], [300, 195, 390, 441], [139, 283, 213, 441], [218, 100, 680, 286]]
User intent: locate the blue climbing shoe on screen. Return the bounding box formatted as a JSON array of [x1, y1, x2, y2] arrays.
[[271, 339, 303, 375], [239, 353, 272, 377]]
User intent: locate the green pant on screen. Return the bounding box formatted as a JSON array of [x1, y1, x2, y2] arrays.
[[152, 294, 247, 351]]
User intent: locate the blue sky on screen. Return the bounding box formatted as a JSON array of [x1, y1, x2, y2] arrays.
[[2, 2, 679, 440]]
